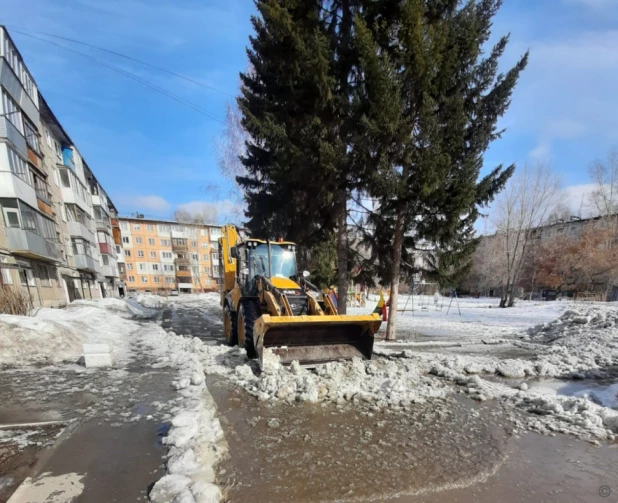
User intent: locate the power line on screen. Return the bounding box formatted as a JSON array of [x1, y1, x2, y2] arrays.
[[6, 25, 235, 98], [11, 29, 225, 124]]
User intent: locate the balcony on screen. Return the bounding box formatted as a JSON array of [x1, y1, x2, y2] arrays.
[[74, 253, 98, 272], [96, 218, 111, 231], [59, 167, 92, 213], [172, 242, 188, 252], [35, 189, 54, 217], [68, 221, 95, 243], [62, 147, 75, 170], [101, 264, 118, 278], [27, 147, 42, 169], [177, 281, 193, 290], [99, 242, 115, 256], [176, 270, 192, 278], [0, 116, 27, 155], [6, 228, 61, 262], [175, 257, 190, 266], [111, 218, 119, 227]]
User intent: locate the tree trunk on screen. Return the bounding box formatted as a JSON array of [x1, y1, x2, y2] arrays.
[[335, 190, 348, 315], [385, 206, 405, 340]]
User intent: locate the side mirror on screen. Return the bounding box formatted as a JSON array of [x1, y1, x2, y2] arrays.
[[302, 270, 310, 278]]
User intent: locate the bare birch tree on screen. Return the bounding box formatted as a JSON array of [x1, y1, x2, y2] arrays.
[[492, 163, 562, 307], [589, 147, 618, 219]]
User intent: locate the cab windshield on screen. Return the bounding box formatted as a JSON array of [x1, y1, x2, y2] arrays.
[[250, 244, 296, 279]]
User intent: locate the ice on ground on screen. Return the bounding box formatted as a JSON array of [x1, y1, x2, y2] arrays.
[[199, 346, 451, 408], [135, 293, 168, 309], [148, 333, 226, 503]]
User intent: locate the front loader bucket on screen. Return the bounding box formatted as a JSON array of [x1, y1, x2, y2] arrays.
[[253, 314, 382, 369]]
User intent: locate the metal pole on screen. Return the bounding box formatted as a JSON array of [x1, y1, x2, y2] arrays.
[[266, 239, 272, 278]]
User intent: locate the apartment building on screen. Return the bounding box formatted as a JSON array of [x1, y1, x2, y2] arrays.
[[118, 217, 222, 293], [0, 26, 120, 307]]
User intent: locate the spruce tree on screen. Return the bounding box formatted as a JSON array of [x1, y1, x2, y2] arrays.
[[354, 0, 528, 339]]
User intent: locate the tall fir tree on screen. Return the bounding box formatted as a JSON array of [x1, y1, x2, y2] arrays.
[[237, 0, 362, 312], [353, 0, 528, 339]]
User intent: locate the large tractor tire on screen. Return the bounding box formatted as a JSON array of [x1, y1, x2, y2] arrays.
[[238, 299, 260, 359], [224, 304, 238, 346]]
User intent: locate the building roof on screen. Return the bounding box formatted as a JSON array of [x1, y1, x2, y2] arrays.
[[118, 216, 221, 228]]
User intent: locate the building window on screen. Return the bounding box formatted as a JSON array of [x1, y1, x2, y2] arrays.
[[120, 221, 129, 231], [148, 238, 155, 245], [203, 254, 209, 262], [44, 127, 52, 148], [122, 236, 130, 244], [162, 251, 172, 259], [125, 250, 132, 257], [141, 276, 148, 283], [135, 237, 142, 244], [1, 90, 23, 134], [150, 251, 156, 258], [139, 263, 146, 271], [133, 224, 140, 230], [192, 253, 198, 261], [127, 263, 134, 270], [212, 265, 220, 277], [137, 250, 144, 258], [147, 224, 154, 232], [2, 207, 20, 228], [200, 229, 206, 236], [201, 242, 208, 249], [154, 276, 160, 283], [36, 264, 51, 287], [166, 277, 174, 284], [0, 257, 13, 284], [160, 239, 171, 246], [209, 227, 222, 239], [7, 147, 31, 184], [191, 240, 197, 248], [24, 119, 40, 153], [158, 224, 170, 234], [152, 264, 159, 271], [128, 276, 136, 283], [204, 266, 210, 274], [20, 268, 35, 286], [211, 253, 219, 262]]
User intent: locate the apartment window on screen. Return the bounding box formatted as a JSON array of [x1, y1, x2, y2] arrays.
[[162, 251, 172, 259], [120, 221, 129, 231], [1, 90, 23, 134], [122, 236, 131, 244], [172, 225, 184, 233], [158, 224, 170, 234], [133, 224, 141, 230], [148, 238, 155, 245], [128, 276, 136, 283], [135, 237, 142, 244], [152, 264, 159, 271], [141, 276, 148, 283], [211, 253, 219, 262], [0, 257, 12, 285], [201, 242, 208, 249], [200, 229, 206, 236], [20, 268, 35, 287], [44, 127, 53, 148], [139, 263, 146, 271], [116, 245, 121, 254], [204, 266, 210, 275], [137, 250, 144, 258], [127, 263, 134, 270], [2, 207, 20, 228], [191, 240, 197, 248], [192, 253, 198, 261], [203, 254, 209, 261], [36, 264, 51, 287], [150, 251, 156, 258], [166, 277, 174, 284], [125, 250, 132, 257], [212, 265, 220, 277], [154, 276, 160, 283], [209, 227, 222, 239], [53, 140, 62, 161], [24, 119, 40, 153], [147, 224, 154, 232], [7, 147, 30, 184]]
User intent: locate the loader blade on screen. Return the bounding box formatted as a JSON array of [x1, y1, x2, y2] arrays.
[[253, 314, 382, 369]]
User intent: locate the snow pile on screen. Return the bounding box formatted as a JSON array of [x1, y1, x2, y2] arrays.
[[199, 346, 451, 408], [0, 300, 140, 367], [135, 293, 168, 309], [148, 333, 227, 503]]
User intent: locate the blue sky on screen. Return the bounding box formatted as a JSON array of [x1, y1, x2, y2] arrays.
[[2, 0, 618, 223]]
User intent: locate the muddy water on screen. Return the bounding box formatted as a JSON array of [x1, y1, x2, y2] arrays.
[[396, 433, 618, 503], [210, 377, 513, 503]]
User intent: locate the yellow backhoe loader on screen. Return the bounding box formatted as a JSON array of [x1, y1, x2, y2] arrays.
[[219, 224, 381, 369]]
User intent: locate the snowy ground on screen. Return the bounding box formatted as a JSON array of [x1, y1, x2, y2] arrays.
[[2, 292, 617, 502]]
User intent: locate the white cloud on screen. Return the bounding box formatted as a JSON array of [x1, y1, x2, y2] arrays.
[[175, 199, 245, 225], [564, 183, 600, 217], [529, 141, 551, 161], [117, 195, 171, 214]]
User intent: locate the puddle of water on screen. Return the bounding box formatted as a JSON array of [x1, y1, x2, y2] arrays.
[[209, 376, 513, 503]]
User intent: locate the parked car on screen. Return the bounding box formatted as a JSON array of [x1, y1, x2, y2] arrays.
[[170, 289, 179, 296]]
